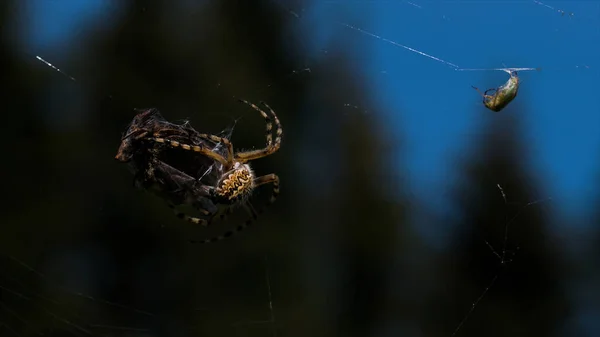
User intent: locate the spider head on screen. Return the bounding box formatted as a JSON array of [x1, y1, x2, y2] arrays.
[[213, 162, 255, 204]]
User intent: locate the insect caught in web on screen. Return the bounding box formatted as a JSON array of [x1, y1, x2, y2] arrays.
[[471, 70, 520, 112], [115, 108, 220, 214], [115, 99, 282, 243], [469, 67, 540, 112]]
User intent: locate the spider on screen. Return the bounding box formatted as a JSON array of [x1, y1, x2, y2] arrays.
[[116, 99, 282, 243], [472, 70, 520, 112]]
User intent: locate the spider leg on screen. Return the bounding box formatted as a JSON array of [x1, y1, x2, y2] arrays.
[[196, 133, 234, 168], [189, 202, 258, 244], [215, 206, 235, 222], [168, 191, 231, 228], [122, 129, 148, 141], [233, 100, 283, 163], [167, 203, 212, 226], [471, 85, 486, 98], [253, 173, 280, 205], [189, 174, 279, 244], [148, 137, 231, 167]]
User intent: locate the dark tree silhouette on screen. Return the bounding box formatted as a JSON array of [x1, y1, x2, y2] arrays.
[[1, 1, 415, 336], [426, 110, 571, 337]]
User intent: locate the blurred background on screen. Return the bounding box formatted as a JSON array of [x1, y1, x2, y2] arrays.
[[1, 0, 599, 336]]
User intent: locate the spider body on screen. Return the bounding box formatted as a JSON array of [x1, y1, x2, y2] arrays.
[[213, 162, 255, 204], [472, 70, 520, 112], [116, 99, 282, 243]]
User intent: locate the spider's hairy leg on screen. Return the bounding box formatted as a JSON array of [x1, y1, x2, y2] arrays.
[[148, 137, 230, 166], [238, 99, 274, 147], [197, 133, 234, 168], [190, 202, 259, 244], [260, 100, 282, 148], [216, 206, 235, 223], [253, 173, 280, 205], [471, 85, 486, 98], [234, 100, 283, 163], [167, 203, 211, 226]]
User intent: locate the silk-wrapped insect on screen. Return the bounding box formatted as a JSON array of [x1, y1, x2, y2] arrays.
[[471, 70, 520, 112], [115, 108, 225, 221]]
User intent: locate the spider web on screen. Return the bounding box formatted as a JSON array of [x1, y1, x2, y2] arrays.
[[0, 252, 280, 337], [0, 253, 154, 336], [448, 184, 553, 337], [3, 0, 599, 336], [268, 3, 588, 334]]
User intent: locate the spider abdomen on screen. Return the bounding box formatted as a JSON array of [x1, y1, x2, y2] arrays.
[[214, 163, 255, 204]]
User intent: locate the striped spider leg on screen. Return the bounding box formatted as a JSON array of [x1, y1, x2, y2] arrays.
[[146, 99, 282, 244]]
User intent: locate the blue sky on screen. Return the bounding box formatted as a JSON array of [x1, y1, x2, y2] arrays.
[[16, 0, 600, 228], [10, 1, 600, 335], [304, 0, 600, 232]]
